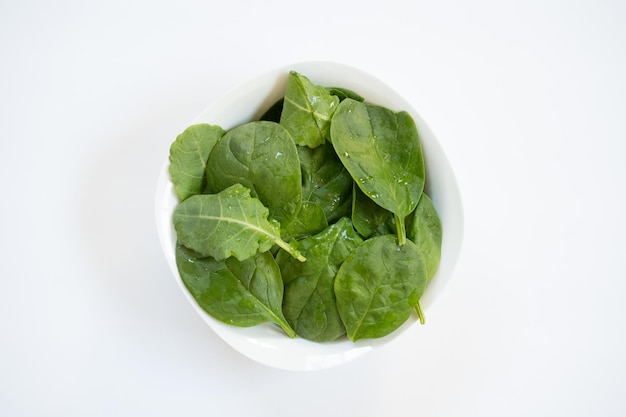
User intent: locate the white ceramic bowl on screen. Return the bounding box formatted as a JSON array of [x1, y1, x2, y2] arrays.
[[155, 61, 463, 371]]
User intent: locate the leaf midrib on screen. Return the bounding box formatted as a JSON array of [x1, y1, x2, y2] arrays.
[[177, 213, 279, 240], [284, 96, 333, 122]]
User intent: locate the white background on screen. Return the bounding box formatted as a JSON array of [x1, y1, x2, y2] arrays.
[[1, 0, 625, 416]]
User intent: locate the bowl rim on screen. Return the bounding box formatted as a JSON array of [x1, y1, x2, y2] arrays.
[[155, 60, 464, 371]]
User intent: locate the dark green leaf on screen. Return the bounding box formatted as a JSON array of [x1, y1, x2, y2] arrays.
[[277, 218, 363, 342], [205, 121, 302, 227], [351, 184, 395, 238], [298, 142, 353, 223], [176, 244, 295, 337], [330, 99, 425, 244], [407, 193, 442, 281], [259, 98, 284, 123], [334, 235, 427, 341]]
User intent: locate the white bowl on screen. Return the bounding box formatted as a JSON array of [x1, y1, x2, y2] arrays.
[[155, 61, 463, 371]]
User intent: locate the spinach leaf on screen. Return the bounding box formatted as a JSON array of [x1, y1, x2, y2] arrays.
[[334, 235, 427, 341], [298, 142, 353, 223], [330, 99, 425, 245], [277, 218, 363, 342], [352, 187, 441, 280], [351, 184, 395, 238], [205, 121, 302, 228], [173, 183, 305, 262], [283, 200, 328, 239], [169, 124, 225, 201], [280, 71, 340, 148], [407, 193, 442, 281], [326, 87, 364, 102], [176, 243, 296, 337]]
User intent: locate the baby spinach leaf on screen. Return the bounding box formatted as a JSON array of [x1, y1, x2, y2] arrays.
[[169, 124, 225, 201], [351, 184, 395, 238], [173, 184, 305, 262], [280, 71, 340, 148], [205, 121, 302, 228], [407, 193, 442, 281], [277, 218, 363, 342], [330, 99, 425, 245], [176, 244, 296, 337], [297, 142, 353, 223], [326, 87, 364, 102], [334, 235, 427, 341], [283, 201, 328, 239], [298, 143, 352, 217]]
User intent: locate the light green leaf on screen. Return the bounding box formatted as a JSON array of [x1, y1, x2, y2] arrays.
[[280, 71, 340, 148], [326, 86, 364, 102], [173, 184, 304, 262], [169, 124, 225, 201]]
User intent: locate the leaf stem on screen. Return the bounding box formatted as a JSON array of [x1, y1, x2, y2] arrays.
[[277, 319, 297, 338], [273, 238, 307, 262], [394, 214, 407, 246], [415, 301, 425, 325]]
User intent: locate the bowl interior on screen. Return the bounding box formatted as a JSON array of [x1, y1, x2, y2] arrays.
[[155, 61, 463, 371]]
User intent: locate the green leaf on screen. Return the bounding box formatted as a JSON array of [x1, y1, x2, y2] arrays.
[[173, 184, 304, 262], [283, 201, 328, 240], [351, 184, 395, 238], [205, 121, 302, 228], [297, 142, 353, 223], [334, 235, 427, 341], [330, 99, 425, 245], [176, 244, 295, 337], [168, 124, 225, 201], [326, 86, 364, 102], [277, 218, 363, 342], [406, 193, 442, 281], [280, 71, 340, 148]]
